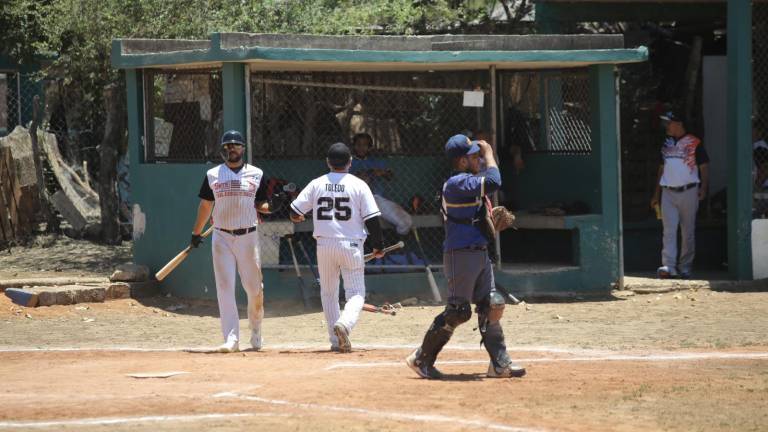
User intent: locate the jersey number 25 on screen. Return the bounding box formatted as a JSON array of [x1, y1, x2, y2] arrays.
[[317, 197, 351, 221]]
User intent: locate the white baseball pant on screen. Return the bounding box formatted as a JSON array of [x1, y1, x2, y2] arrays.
[[661, 186, 699, 274], [212, 229, 264, 344], [316, 237, 366, 347]]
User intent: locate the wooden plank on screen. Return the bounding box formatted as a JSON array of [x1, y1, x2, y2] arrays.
[[50, 190, 87, 231]]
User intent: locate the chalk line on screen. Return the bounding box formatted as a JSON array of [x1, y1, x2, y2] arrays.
[[0, 412, 288, 429], [213, 392, 548, 432]]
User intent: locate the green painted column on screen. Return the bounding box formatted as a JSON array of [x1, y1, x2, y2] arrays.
[[125, 69, 143, 165], [222, 63, 247, 134], [727, 0, 753, 280], [590, 64, 623, 282]]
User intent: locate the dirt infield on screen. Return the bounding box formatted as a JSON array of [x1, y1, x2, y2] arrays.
[[1, 347, 766, 432], [2, 288, 768, 431]]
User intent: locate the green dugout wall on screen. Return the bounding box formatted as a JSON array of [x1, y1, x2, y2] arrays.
[[114, 33, 646, 301]]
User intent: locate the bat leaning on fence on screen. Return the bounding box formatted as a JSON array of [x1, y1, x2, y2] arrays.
[[155, 226, 214, 281], [286, 235, 312, 309], [412, 229, 442, 303]]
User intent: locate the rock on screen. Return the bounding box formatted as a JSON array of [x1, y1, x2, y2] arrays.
[[127, 280, 160, 298], [29, 285, 105, 306], [4, 288, 38, 307], [400, 297, 419, 306], [107, 282, 131, 299], [110, 264, 150, 282]]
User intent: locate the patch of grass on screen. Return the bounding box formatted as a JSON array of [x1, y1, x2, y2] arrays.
[[622, 383, 652, 401]]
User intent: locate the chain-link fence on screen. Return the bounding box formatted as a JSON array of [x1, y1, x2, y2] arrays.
[[499, 71, 592, 155], [0, 72, 35, 137], [142, 69, 223, 162], [250, 70, 490, 269], [754, 3, 768, 219], [247, 69, 592, 269]]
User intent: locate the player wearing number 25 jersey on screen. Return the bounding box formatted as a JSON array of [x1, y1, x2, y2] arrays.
[[290, 142, 384, 352]]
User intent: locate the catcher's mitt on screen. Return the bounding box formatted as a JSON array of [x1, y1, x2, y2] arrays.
[[491, 206, 516, 232]]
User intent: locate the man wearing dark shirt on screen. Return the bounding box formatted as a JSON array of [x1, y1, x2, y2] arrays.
[[406, 134, 526, 380]]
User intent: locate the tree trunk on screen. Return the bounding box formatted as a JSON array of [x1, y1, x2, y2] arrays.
[[29, 95, 60, 233], [99, 83, 125, 245]]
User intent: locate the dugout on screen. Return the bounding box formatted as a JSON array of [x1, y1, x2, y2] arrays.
[[111, 33, 647, 301]]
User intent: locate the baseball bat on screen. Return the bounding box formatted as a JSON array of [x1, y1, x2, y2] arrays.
[[155, 226, 214, 281], [413, 228, 442, 303], [363, 241, 405, 262], [296, 239, 322, 304], [362, 303, 396, 316], [286, 236, 311, 309]]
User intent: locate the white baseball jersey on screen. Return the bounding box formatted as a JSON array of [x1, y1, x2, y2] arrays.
[[290, 172, 380, 240], [206, 164, 264, 230]]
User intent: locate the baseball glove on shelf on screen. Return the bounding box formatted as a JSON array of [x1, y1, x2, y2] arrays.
[[491, 206, 516, 232]]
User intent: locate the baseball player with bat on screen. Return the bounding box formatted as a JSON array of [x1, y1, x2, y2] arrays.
[[189, 130, 272, 353], [406, 134, 526, 379], [289, 142, 385, 353]]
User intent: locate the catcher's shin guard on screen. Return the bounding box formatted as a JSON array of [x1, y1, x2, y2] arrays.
[[415, 303, 471, 367], [477, 291, 513, 369]]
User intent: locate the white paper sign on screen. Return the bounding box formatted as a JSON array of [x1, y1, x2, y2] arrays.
[[463, 91, 484, 107]]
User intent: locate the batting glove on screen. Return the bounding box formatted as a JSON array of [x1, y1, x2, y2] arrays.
[[190, 234, 203, 248]]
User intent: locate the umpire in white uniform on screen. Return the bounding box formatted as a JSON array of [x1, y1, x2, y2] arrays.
[[190, 130, 270, 353], [650, 112, 710, 279], [289, 143, 384, 352]]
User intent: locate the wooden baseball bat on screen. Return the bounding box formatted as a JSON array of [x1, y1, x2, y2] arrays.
[[363, 303, 396, 315], [364, 241, 405, 262], [155, 226, 214, 281]]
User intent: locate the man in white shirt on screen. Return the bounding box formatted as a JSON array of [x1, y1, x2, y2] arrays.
[[650, 112, 710, 279], [290, 143, 384, 352], [190, 130, 272, 353]]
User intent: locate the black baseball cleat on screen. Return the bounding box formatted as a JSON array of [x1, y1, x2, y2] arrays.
[[405, 348, 444, 379], [486, 361, 526, 378]]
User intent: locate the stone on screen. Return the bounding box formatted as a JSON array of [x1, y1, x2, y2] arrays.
[[400, 297, 419, 306], [127, 280, 160, 298], [110, 263, 150, 282], [28, 285, 105, 306], [4, 288, 38, 307], [107, 282, 131, 299]]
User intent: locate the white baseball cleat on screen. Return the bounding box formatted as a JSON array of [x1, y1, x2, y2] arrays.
[[333, 322, 351, 353], [250, 329, 262, 351], [217, 339, 239, 353]]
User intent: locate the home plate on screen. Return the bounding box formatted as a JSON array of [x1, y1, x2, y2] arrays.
[[126, 371, 190, 379]]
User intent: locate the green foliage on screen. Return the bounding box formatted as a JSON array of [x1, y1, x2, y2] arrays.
[[0, 0, 50, 65], [4, 0, 518, 140]]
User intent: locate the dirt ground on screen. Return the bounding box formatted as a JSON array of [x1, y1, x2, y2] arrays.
[[1, 238, 767, 431]]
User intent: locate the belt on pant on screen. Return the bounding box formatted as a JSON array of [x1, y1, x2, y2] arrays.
[[457, 245, 487, 251], [662, 182, 698, 192], [216, 226, 257, 236]]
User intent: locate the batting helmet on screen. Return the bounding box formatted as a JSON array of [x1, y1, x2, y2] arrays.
[[221, 130, 246, 147]]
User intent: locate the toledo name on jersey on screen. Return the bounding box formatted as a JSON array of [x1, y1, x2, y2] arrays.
[[291, 173, 380, 240]]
